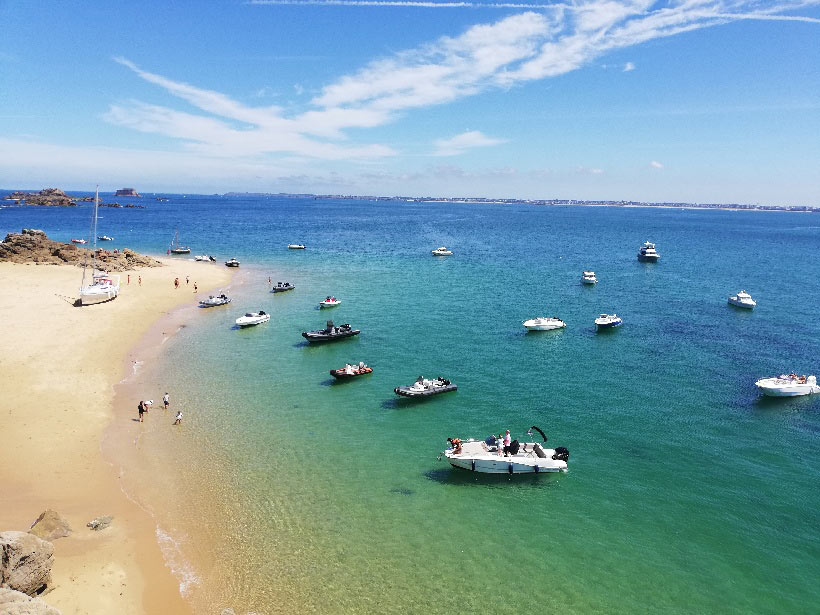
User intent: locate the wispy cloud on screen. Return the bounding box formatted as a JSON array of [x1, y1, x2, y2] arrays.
[[249, 0, 558, 7], [433, 130, 506, 156], [105, 1, 820, 161], [650, 160, 664, 169]]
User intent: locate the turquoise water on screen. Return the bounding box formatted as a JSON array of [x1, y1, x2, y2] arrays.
[[4, 195, 820, 613]]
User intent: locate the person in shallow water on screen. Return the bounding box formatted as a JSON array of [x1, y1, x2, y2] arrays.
[[174, 411, 183, 425]]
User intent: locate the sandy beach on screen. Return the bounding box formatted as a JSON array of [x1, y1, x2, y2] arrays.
[[0, 258, 232, 614]]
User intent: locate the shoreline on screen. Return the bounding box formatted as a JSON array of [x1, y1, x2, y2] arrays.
[[0, 257, 233, 614]]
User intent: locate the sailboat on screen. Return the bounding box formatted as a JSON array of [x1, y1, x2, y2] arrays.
[[78, 187, 121, 305], [168, 230, 190, 254]]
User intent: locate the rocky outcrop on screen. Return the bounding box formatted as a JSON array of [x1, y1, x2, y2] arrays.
[[114, 188, 140, 197], [0, 229, 163, 271], [0, 531, 54, 596], [2, 189, 88, 207], [29, 512, 71, 542], [0, 588, 61, 615], [86, 516, 113, 532]]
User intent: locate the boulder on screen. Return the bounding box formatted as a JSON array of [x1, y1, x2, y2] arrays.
[[0, 588, 61, 615], [86, 516, 113, 531], [29, 511, 71, 542], [0, 531, 54, 596]]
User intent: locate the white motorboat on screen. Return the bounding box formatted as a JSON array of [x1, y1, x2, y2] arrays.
[[199, 294, 231, 307], [637, 241, 660, 262], [595, 314, 622, 329], [288, 244, 306, 249], [755, 374, 819, 397], [78, 188, 120, 306], [728, 290, 756, 309], [319, 296, 341, 308], [395, 377, 457, 397], [225, 258, 240, 267], [522, 316, 566, 331], [97, 235, 113, 241], [235, 311, 270, 327], [71, 238, 87, 244], [442, 426, 569, 474], [195, 255, 216, 262], [432, 246, 453, 256], [581, 271, 598, 284]]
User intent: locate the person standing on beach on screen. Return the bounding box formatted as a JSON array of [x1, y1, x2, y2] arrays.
[[174, 277, 179, 289], [186, 276, 189, 285], [138, 275, 142, 286], [193, 282, 198, 293], [138, 400, 146, 422], [127, 274, 130, 285], [163, 392, 170, 410]]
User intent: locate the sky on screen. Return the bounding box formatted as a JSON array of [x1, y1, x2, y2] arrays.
[[1, 0, 819, 205]]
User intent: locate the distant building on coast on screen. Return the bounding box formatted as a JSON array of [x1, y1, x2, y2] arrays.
[[114, 188, 140, 197]]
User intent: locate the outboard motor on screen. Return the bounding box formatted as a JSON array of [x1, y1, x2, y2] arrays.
[[552, 447, 570, 462]]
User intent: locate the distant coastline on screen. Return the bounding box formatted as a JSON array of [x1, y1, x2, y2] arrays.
[[222, 191, 818, 212]]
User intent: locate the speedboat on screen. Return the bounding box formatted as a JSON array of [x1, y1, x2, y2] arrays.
[[522, 316, 566, 331], [330, 362, 373, 379], [595, 314, 622, 329], [442, 426, 569, 474], [755, 374, 820, 397], [288, 244, 306, 250], [225, 258, 240, 267], [581, 271, 598, 284], [394, 377, 457, 397], [637, 241, 660, 262], [97, 235, 113, 241], [71, 238, 87, 244], [195, 255, 216, 262], [271, 282, 295, 293], [235, 311, 269, 327], [432, 246, 453, 256], [302, 320, 360, 342], [199, 294, 231, 307], [728, 290, 756, 309], [319, 296, 341, 308]]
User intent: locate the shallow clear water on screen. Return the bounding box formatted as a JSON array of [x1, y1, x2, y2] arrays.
[[4, 194, 820, 613]]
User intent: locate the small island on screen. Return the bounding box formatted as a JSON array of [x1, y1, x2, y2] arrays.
[[114, 188, 140, 197], [3, 188, 93, 207]]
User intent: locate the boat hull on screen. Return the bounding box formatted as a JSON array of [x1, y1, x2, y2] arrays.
[[728, 298, 755, 309], [80, 288, 119, 305], [523, 321, 565, 331], [236, 314, 270, 327], [302, 330, 360, 342], [330, 368, 372, 379], [445, 454, 566, 474], [271, 286, 295, 293], [170, 248, 191, 254], [394, 384, 457, 397], [637, 254, 659, 262], [596, 321, 622, 329], [755, 379, 819, 397]]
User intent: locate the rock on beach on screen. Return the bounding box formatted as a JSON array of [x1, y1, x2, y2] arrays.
[[0, 531, 54, 596], [0, 588, 61, 615], [28, 511, 71, 542]]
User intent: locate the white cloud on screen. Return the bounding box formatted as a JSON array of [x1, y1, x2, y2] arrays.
[[433, 130, 506, 156], [102, 1, 820, 163], [650, 160, 664, 169]]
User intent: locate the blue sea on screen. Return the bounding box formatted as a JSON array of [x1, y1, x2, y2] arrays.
[[3, 192, 820, 614]]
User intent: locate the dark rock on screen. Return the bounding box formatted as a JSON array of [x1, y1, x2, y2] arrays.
[[86, 516, 113, 531], [0, 229, 163, 271], [3, 189, 76, 207], [0, 531, 54, 596], [29, 511, 71, 542], [0, 588, 61, 615]]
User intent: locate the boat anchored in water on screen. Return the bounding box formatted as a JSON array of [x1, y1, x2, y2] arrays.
[[637, 241, 660, 262], [236, 311, 269, 327], [728, 290, 756, 309], [71, 238, 87, 244], [523, 316, 566, 331], [288, 244, 306, 250], [442, 426, 569, 474], [168, 230, 190, 254], [195, 255, 216, 262], [330, 362, 372, 379], [755, 374, 819, 397], [199, 294, 231, 307], [271, 282, 295, 293], [302, 320, 360, 342], [98, 235, 113, 241], [394, 376, 457, 397], [319, 296, 341, 308], [432, 246, 453, 256], [581, 271, 598, 284], [225, 258, 240, 268], [595, 314, 622, 329]]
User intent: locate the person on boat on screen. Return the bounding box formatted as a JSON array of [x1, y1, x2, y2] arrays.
[[453, 438, 462, 454], [503, 430, 511, 449], [497, 434, 504, 456], [359, 361, 367, 371]]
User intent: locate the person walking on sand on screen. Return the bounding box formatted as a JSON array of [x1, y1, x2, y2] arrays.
[[138, 275, 142, 286], [163, 392, 170, 410], [138, 400, 146, 422], [174, 411, 183, 425], [193, 282, 198, 293], [127, 274, 130, 285], [174, 277, 179, 289], [186, 276, 189, 285]]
